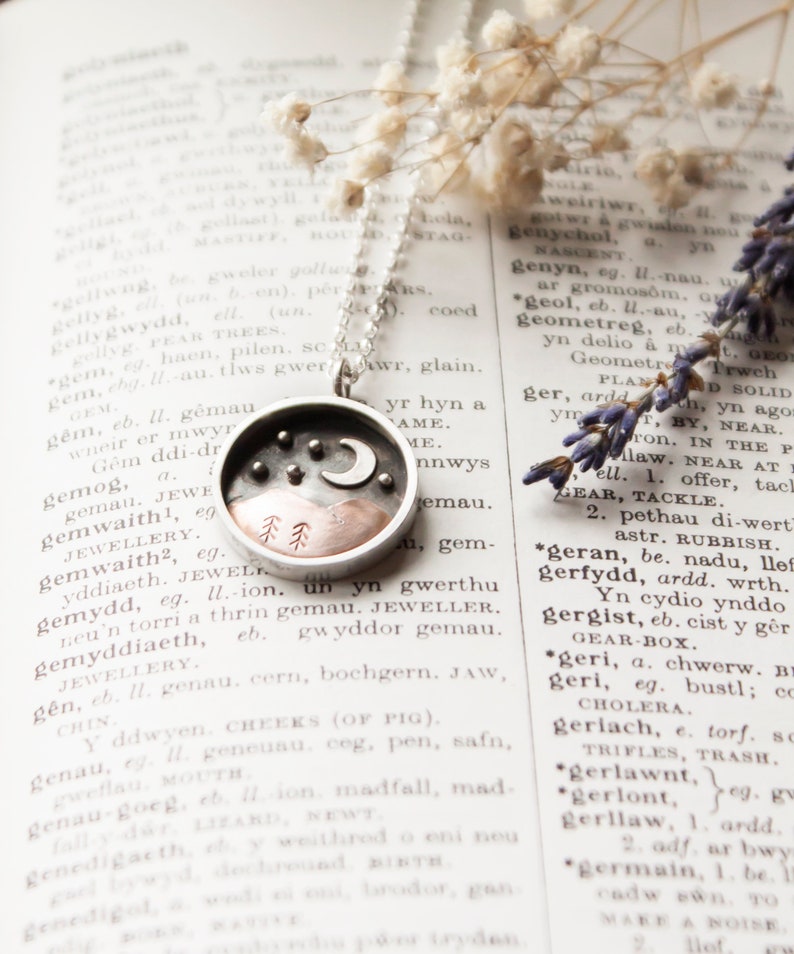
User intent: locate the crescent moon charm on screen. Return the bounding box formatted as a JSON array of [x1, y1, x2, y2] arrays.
[[321, 438, 377, 488]]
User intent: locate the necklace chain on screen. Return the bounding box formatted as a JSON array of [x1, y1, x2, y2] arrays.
[[327, 0, 476, 394]]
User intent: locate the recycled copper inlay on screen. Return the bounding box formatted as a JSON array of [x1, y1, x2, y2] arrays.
[[229, 487, 391, 558]]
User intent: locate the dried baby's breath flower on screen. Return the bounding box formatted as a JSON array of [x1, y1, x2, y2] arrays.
[[490, 112, 540, 162], [270, 1, 785, 213], [437, 65, 487, 112], [482, 9, 536, 50], [675, 148, 708, 185], [449, 105, 493, 139], [261, 92, 312, 135], [638, 102, 667, 118], [523, 0, 576, 22], [690, 62, 738, 110], [473, 113, 546, 209], [374, 61, 412, 105], [327, 178, 365, 218], [590, 123, 630, 154], [481, 51, 532, 108], [494, 165, 545, 209], [423, 131, 471, 194], [347, 142, 393, 182], [357, 106, 407, 152], [284, 129, 327, 170], [635, 145, 677, 185], [435, 36, 474, 71], [519, 60, 558, 106], [541, 140, 571, 170], [650, 171, 696, 209], [636, 146, 712, 207], [555, 24, 601, 73]]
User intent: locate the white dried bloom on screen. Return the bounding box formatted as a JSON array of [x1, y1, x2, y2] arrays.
[[590, 123, 630, 154], [638, 101, 667, 118], [555, 24, 601, 73], [519, 60, 558, 106], [690, 62, 738, 109], [635, 146, 676, 184], [650, 172, 696, 209], [284, 130, 327, 170], [435, 36, 473, 71], [347, 142, 393, 182], [437, 65, 487, 112], [261, 92, 312, 135], [449, 105, 493, 140], [481, 51, 532, 109], [490, 114, 539, 161], [636, 147, 706, 209], [327, 178, 365, 218], [423, 132, 470, 194], [476, 161, 544, 210], [505, 167, 544, 209], [523, 0, 575, 21], [539, 140, 571, 170], [474, 113, 546, 209], [357, 106, 407, 152], [374, 61, 411, 105], [674, 148, 707, 185], [758, 78, 775, 96], [482, 10, 536, 49]]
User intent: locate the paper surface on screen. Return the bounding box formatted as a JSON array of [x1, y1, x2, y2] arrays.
[[1, 1, 793, 951]]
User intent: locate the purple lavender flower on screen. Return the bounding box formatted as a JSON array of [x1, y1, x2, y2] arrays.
[[522, 456, 573, 489], [655, 344, 709, 410], [569, 429, 610, 472], [752, 235, 788, 275], [668, 357, 704, 403], [754, 189, 794, 227], [734, 234, 770, 271], [767, 246, 794, 297], [609, 405, 640, 456], [728, 181, 794, 322], [525, 153, 792, 493], [711, 278, 752, 324], [679, 334, 721, 365], [736, 294, 776, 337], [654, 379, 672, 412], [562, 426, 591, 446], [587, 402, 628, 427], [566, 400, 633, 467]]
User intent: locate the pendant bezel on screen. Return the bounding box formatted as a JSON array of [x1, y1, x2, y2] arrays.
[[213, 395, 419, 580]]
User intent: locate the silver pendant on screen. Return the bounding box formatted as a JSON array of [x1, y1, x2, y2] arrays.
[[214, 394, 418, 580]]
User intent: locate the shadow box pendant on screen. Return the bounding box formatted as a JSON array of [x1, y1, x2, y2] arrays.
[[214, 388, 419, 581]]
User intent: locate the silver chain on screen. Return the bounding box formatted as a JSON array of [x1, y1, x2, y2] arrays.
[[328, 0, 477, 396]]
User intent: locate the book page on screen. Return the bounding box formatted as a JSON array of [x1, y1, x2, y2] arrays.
[[494, 11, 794, 948], [498, 161, 794, 951], [0, 1, 548, 950], [0, 1, 792, 952]]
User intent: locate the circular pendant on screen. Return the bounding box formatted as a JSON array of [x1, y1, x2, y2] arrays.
[[214, 396, 419, 580]]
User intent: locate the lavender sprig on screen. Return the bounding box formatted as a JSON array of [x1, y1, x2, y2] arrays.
[[524, 160, 793, 493]]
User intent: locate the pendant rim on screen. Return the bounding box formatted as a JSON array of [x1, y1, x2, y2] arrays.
[[213, 395, 419, 580]]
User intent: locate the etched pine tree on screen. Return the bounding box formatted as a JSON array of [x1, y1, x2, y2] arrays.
[[289, 521, 311, 551], [258, 514, 280, 543]]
